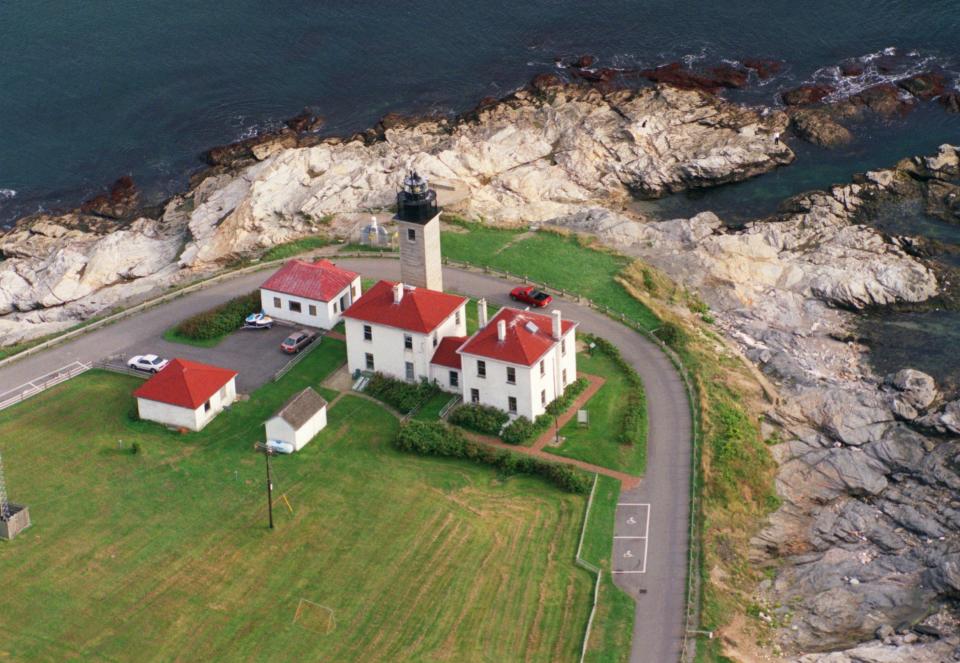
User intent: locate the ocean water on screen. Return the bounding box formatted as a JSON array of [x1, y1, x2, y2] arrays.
[[1, 1, 958, 224], [1, 1, 960, 382]]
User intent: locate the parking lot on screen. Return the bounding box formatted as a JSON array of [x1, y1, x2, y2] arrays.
[[115, 323, 308, 393], [612, 502, 650, 576]]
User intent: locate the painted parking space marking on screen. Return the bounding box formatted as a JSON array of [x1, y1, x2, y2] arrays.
[[613, 502, 650, 574]]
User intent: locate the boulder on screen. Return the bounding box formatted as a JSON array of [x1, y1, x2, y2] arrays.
[[897, 72, 947, 101], [741, 58, 783, 79], [850, 84, 911, 116], [839, 61, 865, 77], [284, 110, 325, 133], [790, 109, 854, 147], [782, 84, 835, 106], [884, 369, 938, 412], [79, 175, 140, 219]]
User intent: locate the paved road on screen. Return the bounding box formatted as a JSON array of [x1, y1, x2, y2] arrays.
[[0, 257, 693, 662]]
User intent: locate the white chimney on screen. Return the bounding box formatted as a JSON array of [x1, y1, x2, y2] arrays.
[[497, 319, 506, 342], [478, 298, 488, 328], [393, 282, 404, 304], [552, 310, 562, 340]]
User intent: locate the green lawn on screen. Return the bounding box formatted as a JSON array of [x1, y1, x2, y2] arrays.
[[442, 228, 659, 331], [545, 351, 648, 475], [0, 340, 604, 661], [412, 390, 458, 421], [261, 234, 332, 262]]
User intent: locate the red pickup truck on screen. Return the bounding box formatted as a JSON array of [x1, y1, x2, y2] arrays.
[[509, 285, 553, 308]]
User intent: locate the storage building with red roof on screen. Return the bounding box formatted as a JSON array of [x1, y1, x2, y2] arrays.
[[458, 305, 577, 420], [133, 358, 238, 431], [260, 259, 361, 329], [343, 280, 467, 383]]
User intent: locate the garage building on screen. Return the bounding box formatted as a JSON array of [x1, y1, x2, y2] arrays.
[[133, 358, 238, 432]]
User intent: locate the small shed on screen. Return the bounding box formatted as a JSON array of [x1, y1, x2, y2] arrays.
[[265, 387, 328, 452], [134, 359, 237, 432]]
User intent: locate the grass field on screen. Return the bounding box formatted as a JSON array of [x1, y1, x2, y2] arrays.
[[412, 390, 458, 421], [0, 340, 604, 661], [546, 351, 648, 475]]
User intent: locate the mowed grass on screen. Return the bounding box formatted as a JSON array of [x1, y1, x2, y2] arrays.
[[442, 228, 659, 331], [0, 341, 595, 662], [546, 351, 648, 475], [412, 390, 458, 421]]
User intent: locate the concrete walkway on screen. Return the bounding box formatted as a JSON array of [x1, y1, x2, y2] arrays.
[[0, 256, 693, 663]]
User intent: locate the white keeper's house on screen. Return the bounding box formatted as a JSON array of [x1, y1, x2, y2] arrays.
[[458, 306, 577, 421], [133, 358, 238, 431], [260, 259, 361, 329], [343, 280, 467, 382]]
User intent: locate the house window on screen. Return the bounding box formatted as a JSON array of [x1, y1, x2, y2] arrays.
[[352, 285, 358, 298], [273, 296, 281, 308], [309, 304, 317, 316], [506, 366, 516, 384], [404, 334, 413, 350], [539, 360, 545, 377], [562, 368, 568, 385], [508, 397, 517, 414], [363, 325, 372, 341], [540, 390, 546, 406], [477, 360, 486, 378], [365, 353, 375, 370], [432, 333, 438, 348], [450, 371, 459, 388], [289, 300, 302, 313], [407, 228, 416, 242], [455, 310, 461, 325], [561, 339, 566, 356], [204, 400, 211, 412], [405, 362, 414, 382], [333, 302, 338, 314], [470, 388, 480, 404]]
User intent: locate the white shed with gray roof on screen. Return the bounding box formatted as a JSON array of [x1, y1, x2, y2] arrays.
[[265, 387, 328, 451]]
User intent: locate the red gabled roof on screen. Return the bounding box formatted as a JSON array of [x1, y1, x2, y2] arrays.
[[260, 259, 358, 303], [458, 308, 576, 367], [343, 280, 467, 334], [133, 359, 237, 409], [431, 336, 467, 369]]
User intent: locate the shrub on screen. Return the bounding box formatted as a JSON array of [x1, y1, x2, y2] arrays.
[[545, 377, 588, 416], [654, 321, 687, 351], [394, 421, 591, 494], [501, 416, 535, 445], [583, 333, 648, 447], [131, 441, 142, 455], [174, 291, 261, 340], [365, 373, 437, 414], [449, 403, 509, 436]]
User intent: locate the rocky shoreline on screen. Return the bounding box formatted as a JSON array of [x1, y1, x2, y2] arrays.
[[2, 68, 960, 660]]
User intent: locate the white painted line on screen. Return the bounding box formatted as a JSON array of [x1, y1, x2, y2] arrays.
[[617, 502, 648, 506], [641, 504, 651, 573], [614, 536, 646, 540], [612, 570, 645, 574]]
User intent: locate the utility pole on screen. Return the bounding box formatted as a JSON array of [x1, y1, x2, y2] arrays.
[[253, 443, 276, 530]]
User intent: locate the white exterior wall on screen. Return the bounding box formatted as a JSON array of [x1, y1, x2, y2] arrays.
[[265, 406, 327, 451], [261, 276, 361, 329], [460, 327, 577, 421], [345, 302, 467, 380], [429, 364, 462, 393], [137, 376, 237, 432]]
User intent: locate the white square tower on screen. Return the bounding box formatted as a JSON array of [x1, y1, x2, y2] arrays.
[[395, 172, 443, 292]]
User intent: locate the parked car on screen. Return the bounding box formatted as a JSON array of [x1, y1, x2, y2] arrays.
[[244, 312, 274, 329], [509, 285, 552, 308], [127, 354, 170, 373], [281, 329, 318, 354]]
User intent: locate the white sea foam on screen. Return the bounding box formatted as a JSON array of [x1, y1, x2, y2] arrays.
[[0, 189, 16, 200]]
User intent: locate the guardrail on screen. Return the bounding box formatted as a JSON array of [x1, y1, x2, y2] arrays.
[[92, 361, 151, 380], [438, 394, 461, 419], [0, 361, 91, 411], [272, 334, 323, 382]]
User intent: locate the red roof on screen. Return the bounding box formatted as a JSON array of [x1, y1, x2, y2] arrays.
[[133, 359, 237, 409], [431, 336, 467, 369], [343, 280, 467, 334], [458, 308, 576, 367], [260, 259, 358, 302]]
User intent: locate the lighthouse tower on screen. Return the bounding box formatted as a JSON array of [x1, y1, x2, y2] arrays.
[[395, 172, 443, 292]]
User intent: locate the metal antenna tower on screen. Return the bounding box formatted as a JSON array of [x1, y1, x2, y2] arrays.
[[0, 451, 10, 521]]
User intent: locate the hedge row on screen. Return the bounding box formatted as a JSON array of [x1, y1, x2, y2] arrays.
[[448, 403, 509, 436], [365, 373, 437, 414], [395, 421, 592, 493], [545, 377, 589, 416], [585, 334, 647, 446], [174, 291, 261, 340]]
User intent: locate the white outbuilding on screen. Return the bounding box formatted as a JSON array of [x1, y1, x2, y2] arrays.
[[133, 358, 238, 432], [264, 387, 328, 452], [260, 259, 361, 329]]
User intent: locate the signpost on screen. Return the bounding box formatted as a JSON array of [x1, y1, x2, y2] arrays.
[[253, 443, 276, 530]]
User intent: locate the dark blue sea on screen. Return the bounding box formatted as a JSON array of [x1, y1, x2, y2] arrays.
[[1, 1, 959, 380]]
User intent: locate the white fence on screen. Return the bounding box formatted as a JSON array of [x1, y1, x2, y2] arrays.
[[0, 361, 91, 412], [575, 474, 602, 663]]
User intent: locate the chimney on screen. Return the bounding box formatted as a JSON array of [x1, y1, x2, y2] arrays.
[[393, 282, 404, 304], [552, 310, 562, 340], [497, 319, 506, 342], [478, 298, 488, 328]]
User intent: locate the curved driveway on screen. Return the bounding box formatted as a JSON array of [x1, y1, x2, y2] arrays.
[[0, 257, 692, 663]]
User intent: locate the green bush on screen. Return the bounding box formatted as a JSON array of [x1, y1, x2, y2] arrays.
[[501, 416, 535, 445], [654, 321, 687, 351], [174, 291, 261, 340], [545, 377, 589, 416], [449, 403, 509, 436], [584, 333, 648, 446], [131, 441, 142, 455], [395, 421, 591, 494], [365, 373, 437, 414]]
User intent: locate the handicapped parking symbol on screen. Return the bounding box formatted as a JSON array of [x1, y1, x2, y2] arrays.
[[627, 516, 637, 525], [623, 550, 633, 558]]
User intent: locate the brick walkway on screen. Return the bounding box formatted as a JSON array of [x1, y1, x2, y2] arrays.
[[530, 373, 605, 452]]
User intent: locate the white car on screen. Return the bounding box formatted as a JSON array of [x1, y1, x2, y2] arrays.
[[127, 354, 170, 373]]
